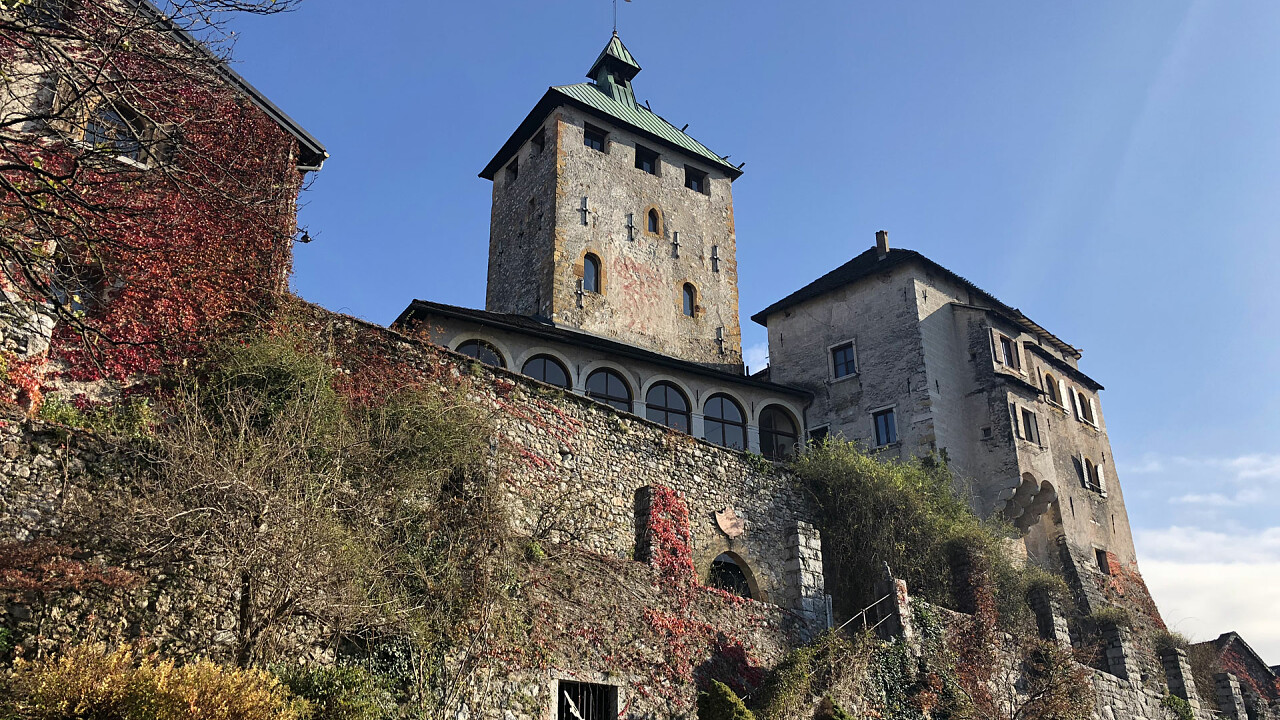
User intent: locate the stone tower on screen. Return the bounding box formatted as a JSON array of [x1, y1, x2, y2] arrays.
[[480, 34, 745, 372]]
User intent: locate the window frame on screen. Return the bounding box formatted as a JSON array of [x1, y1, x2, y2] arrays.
[[585, 368, 632, 413], [520, 354, 571, 389], [83, 103, 148, 165], [703, 393, 747, 451], [1044, 372, 1063, 407], [684, 165, 710, 195], [807, 425, 831, 446], [759, 405, 799, 461], [454, 338, 506, 368], [583, 123, 608, 153], [872, 407, 898, 447], [681, 283, 697, 318], [991, 328, 1022, 372], [645, 207, 662, 236], [644, 381, 691, 433], [634, 144, 660, 176], [556, 680, 619, 720], [1019, 407, 1042, 446], [582, 253, 602, 294], [829, 340, 858, 381]]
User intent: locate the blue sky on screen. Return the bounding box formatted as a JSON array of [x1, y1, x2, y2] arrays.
[[227, 1, 1280, 656]]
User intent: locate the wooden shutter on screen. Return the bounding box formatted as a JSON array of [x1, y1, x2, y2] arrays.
[[1087, 398, 1098, 426], [991, 329, 1001, 366], [1031, 412, 1042, 446], [1057, 378, 1068, 408], [1096, 465, 1106, 496]]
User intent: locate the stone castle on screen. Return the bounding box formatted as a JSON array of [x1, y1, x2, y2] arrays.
[[0, 10, 1277, 720]]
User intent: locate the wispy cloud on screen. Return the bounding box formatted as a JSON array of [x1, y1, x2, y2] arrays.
[[1136, 526, 1280, 661], [1134, 526, 1280, 565], [744, 343, 769, 373], [1123, 452, 1280, 485]]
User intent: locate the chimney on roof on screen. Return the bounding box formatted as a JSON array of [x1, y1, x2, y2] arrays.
[[876, 230, 890, 259]]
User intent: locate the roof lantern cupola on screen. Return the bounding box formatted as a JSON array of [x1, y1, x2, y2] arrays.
[[588, 32, 641, 105]]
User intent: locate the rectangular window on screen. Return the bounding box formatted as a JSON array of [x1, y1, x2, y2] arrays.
[[873, 408, 897, 447], [635, 144, 660, 175], [506, 158, 518, 183], [999, 335, 1020, 369], [685, 165, 709, 195], [584, 124, 608, 152], [1021, 408, 1041, 445], [558, 681, 617, 720], [531, 128, 546, 154], [1095, 549, 1111, 575], [808, 425, 830, 445], [831, 342, 857, 379]]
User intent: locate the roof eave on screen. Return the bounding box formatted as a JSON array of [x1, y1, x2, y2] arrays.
[[480, 88, 743, 181], [401, 299, 809, 398], [133, 0, 328, 171]]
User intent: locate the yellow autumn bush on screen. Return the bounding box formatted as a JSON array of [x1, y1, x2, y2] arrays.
[[2, 644, 309, 720]]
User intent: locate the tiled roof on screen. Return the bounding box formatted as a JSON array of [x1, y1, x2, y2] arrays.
[[750, 247, 1082, 360]]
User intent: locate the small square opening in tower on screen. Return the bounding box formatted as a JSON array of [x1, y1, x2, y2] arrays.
[[531, 128, 546, 154], [635, 144, 660, 175], [584, 123, 608, 153], [557, 680, 618, 720], [1095, 548, 1111, 575], [685, 165, 709, 195], [506, 158, 518, 184]]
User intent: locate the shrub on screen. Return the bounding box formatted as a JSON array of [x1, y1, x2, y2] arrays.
[[794, 440, 1018, 616], [1163, 694, 1195, 720], [1086, 607, 1132, 630], [276, 665, 396, 720], [752, 631, 872, 720], [2, 644, 307, 720], [1152, 630, 1192, 654], [699, 680, 756, 720]]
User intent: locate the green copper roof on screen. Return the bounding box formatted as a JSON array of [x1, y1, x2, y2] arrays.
[[480, 34, 741, 180], [589, 32, 641, 79], [551, 82, 738, 175]]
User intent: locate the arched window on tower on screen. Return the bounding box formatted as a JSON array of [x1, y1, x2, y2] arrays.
[[647, 208, 660, 234], [708, 553, 753, 599], [759, 405, 798, 460], [455, 339, 505, 368], [645, 382, 690, 433], [682, 283, 696, 317], [583, 253, 602, 294], [586, 368, 631, 412], [704, 394, 746, 450]]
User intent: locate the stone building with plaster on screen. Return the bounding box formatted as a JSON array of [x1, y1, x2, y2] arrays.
[[753, 232, 1138, 575], [394, 34, 811, 463]]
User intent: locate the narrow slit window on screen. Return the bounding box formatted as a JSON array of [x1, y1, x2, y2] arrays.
[[583, 253, 601, 293], [682, 283, 696, 317], [647, 208, 661, 234], [506, 158, 518, 183]]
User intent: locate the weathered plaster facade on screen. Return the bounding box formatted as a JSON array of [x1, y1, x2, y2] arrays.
[[754, 240, 1141, 576]]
